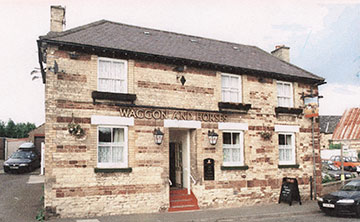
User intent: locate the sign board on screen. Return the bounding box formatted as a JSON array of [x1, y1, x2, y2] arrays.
[[204, 158, 214, 180], [278, 177, 302, 206], [304, 97, 319, 118]]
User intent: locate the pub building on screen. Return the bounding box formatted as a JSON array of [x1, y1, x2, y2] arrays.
[[38, 6, 325, 218]]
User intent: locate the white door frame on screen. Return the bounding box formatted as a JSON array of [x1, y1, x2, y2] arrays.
[[181, 130, 191, 194]]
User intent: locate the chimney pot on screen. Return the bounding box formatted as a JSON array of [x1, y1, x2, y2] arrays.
[[271, 45, 290, 63], [50, 5, 66, 32]]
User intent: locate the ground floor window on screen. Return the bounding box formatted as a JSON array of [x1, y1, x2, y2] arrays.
[[278, 132, 295, 165], [223, 131, 244, 166], [97, 126, 128, 168]]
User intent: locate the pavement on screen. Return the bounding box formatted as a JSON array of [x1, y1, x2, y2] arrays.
[[48, 200, 321, 222]]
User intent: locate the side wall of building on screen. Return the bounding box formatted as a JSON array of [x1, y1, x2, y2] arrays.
[[44, 47, 321, 217]]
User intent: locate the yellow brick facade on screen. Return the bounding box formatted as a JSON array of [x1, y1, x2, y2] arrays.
[[44, 47, 321, 218]]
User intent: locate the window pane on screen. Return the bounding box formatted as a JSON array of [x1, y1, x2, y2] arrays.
[[112, 146, 123, 163], [278, 134, 285, 145], [113, 128, 124, 143], [230, 76, 238, 88], [277, 83, 283, 96], [223, 148, 231, 162], [279, 149, 284, 161], [283, 84, 290, 96], [113, 62, 124, 80], [99, 127, 111, 143], [223, 133, 231, 145], [230, 92, 238, 103], [232, 133, 240, 145], [286, 135, 292, 145], [222, 75, 229, 88], [98, 146, 111, 163], [232, 148, 240, 162], [99, 60, 111, 78]]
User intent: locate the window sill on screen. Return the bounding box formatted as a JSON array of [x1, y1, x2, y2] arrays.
[[278, 164, 299, 169], [92, 91, 136, 104], [218, 102, 251, 112], [275, 107, 302, 115], [221, 165, 249, 171], [94, 167, 132, 173]]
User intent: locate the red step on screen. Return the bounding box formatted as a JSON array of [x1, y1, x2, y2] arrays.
[[169, 189, 199, 212]]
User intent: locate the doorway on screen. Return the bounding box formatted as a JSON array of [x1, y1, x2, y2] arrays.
[[169, 130, 190, 193]]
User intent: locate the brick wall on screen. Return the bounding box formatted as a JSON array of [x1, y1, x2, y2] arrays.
[[44, 47, 321, 217]]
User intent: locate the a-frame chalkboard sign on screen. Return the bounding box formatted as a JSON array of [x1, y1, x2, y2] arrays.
[[278, 177, 302, 206]]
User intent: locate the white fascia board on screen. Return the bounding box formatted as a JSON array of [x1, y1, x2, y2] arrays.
[[164, 119, 201, 129], [91, 115, 134, 126], [218, 122, 248, 131], [274, 125, 299, 133]]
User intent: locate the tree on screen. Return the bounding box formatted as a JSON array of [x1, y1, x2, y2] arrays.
[[1, 119, 36, 138], [0, 120, 5, 137]]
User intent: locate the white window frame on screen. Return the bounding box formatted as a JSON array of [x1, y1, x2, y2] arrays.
[[277, 81, 293, 108], [221, 73, 242, 103], [97, 125, 128, 168], [97, 57, 128, 93], [222, 130, 244, 166], [278, 132, 296, 165]]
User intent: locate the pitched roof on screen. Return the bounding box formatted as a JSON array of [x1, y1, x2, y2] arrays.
[[319, 115, 342, 134], [332, 108, 360, 140], [40, 20, 324, 83]]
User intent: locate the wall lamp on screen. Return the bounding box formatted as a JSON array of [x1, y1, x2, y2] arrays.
[[153, 128, 164, 145], [208, 130, 218, 145]]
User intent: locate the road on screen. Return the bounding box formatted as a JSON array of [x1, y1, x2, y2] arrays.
[[0, 168, 43, 222]]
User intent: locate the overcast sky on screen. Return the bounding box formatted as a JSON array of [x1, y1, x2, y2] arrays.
[[1, 0, 359, 126]]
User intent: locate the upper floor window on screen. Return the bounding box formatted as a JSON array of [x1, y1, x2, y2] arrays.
[[98, 58, 127, 93], [223, 131, 244, 166], [277, 81, 293, 107], [97, 126, 128, 168], [278, 133, 295, 165], [221, 73, 242, 103]]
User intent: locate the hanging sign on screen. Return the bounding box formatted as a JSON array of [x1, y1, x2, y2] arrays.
[[304, 96, 319, 118]]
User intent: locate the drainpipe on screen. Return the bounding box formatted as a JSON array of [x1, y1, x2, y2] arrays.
[[312, 117, 317, 199]]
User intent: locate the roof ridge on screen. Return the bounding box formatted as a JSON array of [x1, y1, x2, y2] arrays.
[[251, 46, 324, 81], [91, 20, 256, 49]]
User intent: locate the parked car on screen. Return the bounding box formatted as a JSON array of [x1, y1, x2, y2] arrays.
[[3, 142, 40, 173], [322, 162, 354, 181], [330, 155, 360, 173], [317, 180, 360, 216]]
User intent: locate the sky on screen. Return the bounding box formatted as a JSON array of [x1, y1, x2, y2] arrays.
[[0, 0, 359, 126]]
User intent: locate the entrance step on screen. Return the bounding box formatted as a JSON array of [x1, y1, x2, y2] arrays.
[[169, 189, 200, 212]]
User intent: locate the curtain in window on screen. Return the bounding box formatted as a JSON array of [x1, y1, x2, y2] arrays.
[[223, 132, 242, 165], [277, 82, 292, 107], [279, 134, 293, 162], [98, 60, 125, 93], [222, 75, 241, 103], [98, 127, 125, 165]]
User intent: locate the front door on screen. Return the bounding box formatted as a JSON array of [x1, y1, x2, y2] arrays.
[[169, 142, 183, 188]]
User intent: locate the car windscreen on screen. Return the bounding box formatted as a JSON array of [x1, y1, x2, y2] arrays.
[[10, 151, 33, 159], [340, 181, 360, 191]]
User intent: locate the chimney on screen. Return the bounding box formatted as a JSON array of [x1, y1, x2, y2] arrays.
[[271, 45, 290, 63], [50, 5, 66, 32]]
